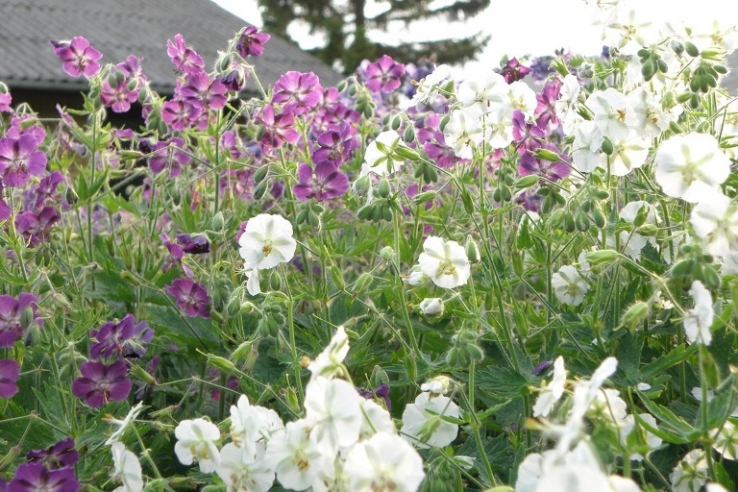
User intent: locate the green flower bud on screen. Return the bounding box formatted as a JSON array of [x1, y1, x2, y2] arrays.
[[354, 272, 374, 295], [353, 175, 371, 197], [379, 246, 395, 263], [621, 301, 649, 330], [586, 249, 620, 266], [211, 211, 225, 232], [378, 178, 391, 198], [205, 354, 236, 373], [465, 235, 481, 263]]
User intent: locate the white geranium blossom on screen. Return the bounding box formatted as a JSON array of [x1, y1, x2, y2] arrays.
[[620, 413, 662, 461], [401, 391, 460, 448], [609, 134, 650, 177], [216, 443, 274, 492], [238, 214, 297, 270], [229, 395, 283, 454], [443, 107, 484, 160], [628, 87, 674, 138], [507, 81, 538, 120], [711, 419, 738, 460], [419, 298, 444, 316], [417, 236, 471, 289], [265, 420, 330, 491], [586, 88, 637, 141], [683, 280, 714, 346], [556, 74, 582, 135], [360, 130, 407, 177], [691, 193, 738, 256], [456, 71, 509, 115], [111, 442, 144, 492], [308, 325, 350, 380], [670, 449, 709, 492], [410, 64, 452, 106], [105, 402, 145, 446], [343, 432, 425, 492], [174, 418, 221, 473], [571, 120, 606, 173], [552, 265, 588, 306], [533, 356, 567, 418], [304, 377, 363, 454], [359, 399, 396, 439], [655, 133, 730, 203]]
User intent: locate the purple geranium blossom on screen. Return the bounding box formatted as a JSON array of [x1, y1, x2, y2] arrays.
[[166, 34, 204, 75], [312, 123, 358, 167], [254, 105, 300, 150], [71, 360, 132, 408], [293, 162, 349, 202], [27, 171, 64, 212], [8, 463, 79, 492], [512, 110, 546, 153], [517, 145, 571, 183], [166, 278, 211, 319], [515, 188, 544, 212], [178, 71, 228, 111], [16, 207, 61, 247], [499, 57, 532, 84], [272, 71, 322, 115], [90, 314, 154, 360], [357, 384, 392, 411], [535, 80, 562, 130], [218, 65, 249, 93], [160, 234, 194, 278], [0, 134, 48, 188], [0, 293, 38, 349], [0, 359, 20, 399], [176, 234, 210, 254], [364, 55, 405, 94], [26, 439, 80, 470], [50, 37, 102, 78], [533, 360, 554, 376], [236, 26, 270, 58], [161, 100, 203, 132], [0, 82, 11, 112], [142, 138, 190, 177], [100, 75, 139, 113]]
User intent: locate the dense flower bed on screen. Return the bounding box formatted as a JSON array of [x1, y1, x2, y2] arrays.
[[2, 1, 738, 491]]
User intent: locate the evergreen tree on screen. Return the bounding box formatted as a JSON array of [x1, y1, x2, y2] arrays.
[[257, 0, 490, 74]]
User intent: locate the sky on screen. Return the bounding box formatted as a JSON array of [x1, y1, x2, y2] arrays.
[[212, 0, 738, 78]]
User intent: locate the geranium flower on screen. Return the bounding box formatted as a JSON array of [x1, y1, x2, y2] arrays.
[[292, 163, 349, 202], [235, 26, 270, 58], [8, 463, 80, 492], [229, 394, 284, 453], [216, 443, 274, 492], [0, 82, 11, 112], [304, 377, 363, 454], [0, 293, 38, 349], [364, 55, 405, 94], [690, 193, 738, 256], [0, 133, 48, 188], [26, 439, 79, 469], [360, 130, 408, 177], [238, 213, 296, 270], [443, 107, 484, 160], [401, 391, 460, 448], [684, 280, 714, 346], [0, 359, 20, 399], [161, 100, 203, 132], [90, 315, 154, 360], [551, 265, 588, 306], [143, 138, 190, 178], [670, 449, 709, 492], [50, 37, 102, 78], [272, 71, 322, 114], [655, 133, 730, 203], [15, 207, 61, 247], [500, 57, 532, 83], [105, 402, 145, 445], [71, 360, 132, 408], [456, 71, 508, 115], [359, 398, 396, 439], [101, 76, 139, 114], [307, 326, 350, 381], [174, 418, 221, 473], [585, 88, 636, 141], [265, 420, 330, 490], [110, 442, 144, 492], [166, 278, 211, 319], [417, 236, 471, 289], [166, 34, 204, 74], [343, 433, 425, 492], [533, 356, 566, 418], [254, 105, 300, 150], [419, 298, 444, 316], [179, 71, 228, 112], [312, 123, 358, 167]]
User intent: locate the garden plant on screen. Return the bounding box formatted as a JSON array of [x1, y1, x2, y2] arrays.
[[2, 1, 738, 491]]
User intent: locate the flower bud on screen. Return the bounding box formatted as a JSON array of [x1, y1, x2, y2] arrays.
[[620, 301, 649, 331], [355, 272, 374, 295], [205, 354, 236, 373], [377, 178, 391, 198], [211, 211, 225, 232], [585, 249, 620, 266], [419, 297, 444, 316], [353, 175, 371, 197], [465, 236, 481, 264], [379, 246, 395, 263]]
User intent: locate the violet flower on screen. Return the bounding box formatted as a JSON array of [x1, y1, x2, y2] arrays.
[[176, 234, 210, 254], [15, 207, 61, 247], [8, 463, 79, 492], [179, 71, 228, 111], [533, 360, 553, 376], [50, 37, 102, 78], [89, 314, 154, 360], [143, 138, 190, 177], [160, 234, 194, 278], [0, 82, 11, 112], [100, 75, 139, 113], [293, 162, 349, 202], [236, 26, 270, 58], [166, 34, 204, 75], [0, 293, 38, 349], [26, 439, 80, 470], [512, 110, 545, 153], [534, 81, 562, 131], [71, 360, 132, 408], [254, 105, 300, 150], [499, 57, 532, 84], [272, 71, 322, 115], [161, 100, 203, 132], [27, 171, 64, 212], [364, 55, 405, 93], [357, 384, 392, 411], [166, 278, 211, 319], [0, 359, 20, 399], [0, 134, 48, 188], [517, 145, 571, 183], [312, 123, 358, 167]]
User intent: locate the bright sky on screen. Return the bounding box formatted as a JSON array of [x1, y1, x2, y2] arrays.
[[213, 0, 738, 78]]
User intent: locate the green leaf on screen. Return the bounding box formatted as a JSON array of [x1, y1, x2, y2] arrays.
[[639, 344, 698, 381], [636, 392, 700, 443]]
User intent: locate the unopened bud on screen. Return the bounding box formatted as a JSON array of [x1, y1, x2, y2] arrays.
[[419, 297, 444, 316], [465, 236, 481, 264], [379, 246, 395, 262], [211, 211, 225, 232], [585, 249, 620, 266], [620, 302, 649, 330]]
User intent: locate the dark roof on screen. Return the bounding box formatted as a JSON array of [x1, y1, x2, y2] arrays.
[[0, 0, 343, 95]]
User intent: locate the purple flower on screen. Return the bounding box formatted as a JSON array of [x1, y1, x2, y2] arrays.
[[0, 293, 38, 349], [312, 123, 358, 167], [293, 162, 349, 201], [166, 278, 211, 319], [27, 172, 64, 212], [143, 137, 190, 177], [254, 105, 300, 150], [176, 234, 210, 254], [8, 463, 79, 492], [0, 359, 20, 399], [0, 82, 11, 112], [272, 71, 322, 115], [71, 360, 132, 408], [15, 207, 61, 247], [178, 71, 228, 111], [160, 234, 194, 278], [517, 145, 571, 183], [533, 360, 553, 376], [161, 100, 203, 132], [499, 57, 531, 84], [357, 384, 392, 410], [0, 134, 48, 188], [236, 26, 270, 58], [26, 439, 80, 470], [100, 74, 139, 113], [0, 181, 11, 221], [50, 37, 102, 78], [364, 55, 405, 94], [166, 34, 204, 75], [534, 81, 562, 130], [90, 314, 154, 360], [512, 110, 545, 153]]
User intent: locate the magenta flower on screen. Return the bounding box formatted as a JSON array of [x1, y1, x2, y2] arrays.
[[178, 71, 228, 111], [8, 463, 79, 492], [100, 75, 139, 113], [272, 71, 322, 115], [71, 360, 132, 408], [0, 359, 20, 399], [364, 55, 405, 93], [254, 105, 300, 150], [89, 314, 154, 360], [27, 171, 64, 212], [143, 137, 190, 177], [166, 278, 211, 319], [176, 234, 210, 254], [160, 234, 194, 278], [161, 100, 203, 132], [236, 26, 271, 58], [0, 134, 48, 188], [535, 81, 562, 130], [312, 123, 358, 167], [512, 110, 545, 153], [166, 34, 204, 75], [499, 57, 532, 84], [517, 145, 571, 183], [50, 37, 102, 78], [0, 82, 11, 112], [16, 207, 61, 247], [0, 293, 38, 349], [293, 162, 349, 201], [26, 439, 80, 470]]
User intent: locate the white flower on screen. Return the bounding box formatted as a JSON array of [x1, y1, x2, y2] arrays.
[[401, 391, 460, 448], [585, 88, 636, 141], [551, 265, 588, 306], [229, 395, 284, 454], [110, 442, 143, 492], [628, 87, 673, 138], [359, 399, 396, 439], [105, 402, 145, 446], [556, 74, 582, 135], [722, 251, 738, 275], [343, 433, 425, 492], [691, 193, 738, 256], [608, 134, 650, 177], [711, 419, 738, 460], [589, 388, 628, 424], [405, 265, 427, 286], [707, 483, 730, 492], [265, 420, 330, 491], [242, 265, 262, 296], [304, 377, 363, 454], [571, 120, 606, 173], [655, 133, 731, 203], [216, 443, 274, 492], [684, 280, 714, 346], [670, 449, 709, 492], [636, 383, 651, 391], [421, 375, 452, 395], [620, 413, 662, 461], [456, 71, 508, 114], [174, 418, 221, 473], [533, 356, 567, 418], [361, 130, 406, 177], [507, 81, 538, 120], [417, 236, 471, 289], [443, 107, 484, 160], [419, 298, 444, 316], [602, 4, 660, 56], [410, 64, 452, 106], [238, 214, 296, 270], [308, 325, 350, 380]]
